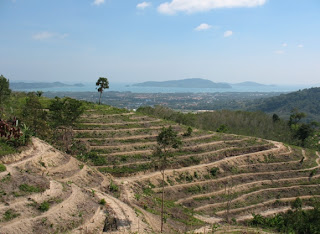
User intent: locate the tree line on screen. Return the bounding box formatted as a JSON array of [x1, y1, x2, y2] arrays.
[[137, 105, 320, 150], [0, 75, 85, 152]]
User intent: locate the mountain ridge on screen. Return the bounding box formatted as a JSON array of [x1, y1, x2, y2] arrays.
[[133, 78, 232, 88]]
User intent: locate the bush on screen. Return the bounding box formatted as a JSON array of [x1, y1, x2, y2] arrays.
[[3, 209, 20, 221], [38, 201, 50, 212], [109, 180, 119, 192], [99, 199, 106, 205], [210, 167, 219, 177], [0, 163, 6, 172], [183, 127, 193, 137], [0, 140, 17, 156]]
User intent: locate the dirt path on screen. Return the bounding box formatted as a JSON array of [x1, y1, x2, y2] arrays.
[[225, 195, 320, 219], [73, 124, 180, 133], [95, 191, 150, 233], [236, 206, 314, 222], [81, 119, 162, 126], [120, 140, 282, 184], [177, 174, 320, 204], [154, 145, 317, 193], [195, 184, 320, 211]]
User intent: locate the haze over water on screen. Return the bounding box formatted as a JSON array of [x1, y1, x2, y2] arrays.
[[11, 82, 316, 93]]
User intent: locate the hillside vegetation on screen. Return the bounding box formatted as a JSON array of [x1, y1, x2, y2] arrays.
[[1, 76, 320, 233], [248, 87, 320, 121], [138, 106, 320, 150]]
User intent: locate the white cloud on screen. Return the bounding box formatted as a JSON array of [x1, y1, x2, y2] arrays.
[[158, 0, 267, 14], [93, 0, 105, 6], [32, 31, 68, 40], [137, 2, 152, 9], [274, 50, 285, 54], [195, 23, 212, 31], [224, 30, 233, 37], [298, 44, 304, 48], [282, 43, 287, 47]]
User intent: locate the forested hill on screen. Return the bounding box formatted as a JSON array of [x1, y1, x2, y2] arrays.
[[248, 87, 320, 121], [133, 78, 231, 88]]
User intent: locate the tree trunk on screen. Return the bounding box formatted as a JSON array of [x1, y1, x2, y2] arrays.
[[98, 91, 102, 105]]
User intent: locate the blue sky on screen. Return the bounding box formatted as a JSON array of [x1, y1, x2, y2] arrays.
[[1, 0, 319, 85]]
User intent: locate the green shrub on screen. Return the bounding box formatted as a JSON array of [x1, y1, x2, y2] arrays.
[[183, 127, 193, 137], [38, 201, 50, 212], [99, 199, 106, 205], [3, 209, 20, 221], [210, 167, 219, 177], [0, 140, 16, 156], [109, 181, 119, 192], [0, 164, 6, 172]]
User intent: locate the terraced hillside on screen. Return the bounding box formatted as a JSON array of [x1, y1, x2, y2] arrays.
[[1, 104, 319, 233], [0, 138, 150, 233], [72, 105, 320, 233]]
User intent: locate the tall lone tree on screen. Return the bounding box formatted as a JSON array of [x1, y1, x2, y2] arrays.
[[155, 126, 181, 233], [96, 77, 109, 105]]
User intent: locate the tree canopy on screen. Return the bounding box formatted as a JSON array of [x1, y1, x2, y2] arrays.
[[96, 77, 109, 105], [49, 97, 84, 128], [0, 75, 12, 114]]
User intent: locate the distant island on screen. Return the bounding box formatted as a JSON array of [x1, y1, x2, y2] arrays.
[[232, 81, 276, 87], [10, 82, 85, 90], [133, 78, 232, 89]]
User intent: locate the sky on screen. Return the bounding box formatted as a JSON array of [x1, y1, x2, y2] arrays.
[[0, 0, 320, 85]]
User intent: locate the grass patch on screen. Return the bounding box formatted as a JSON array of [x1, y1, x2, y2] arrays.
[[38, 201, 50, 212], [0, 164, 6, 172], [2, 209, 20, 221], [0, 140, 17, 156], [98, 163, 153, 176], [19, 184, 45, 193]]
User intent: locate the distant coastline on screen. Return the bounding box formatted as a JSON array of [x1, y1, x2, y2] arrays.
[[10, 82, 84, 90], [133, 78, 276, 89], [133, 78, 232, 89]]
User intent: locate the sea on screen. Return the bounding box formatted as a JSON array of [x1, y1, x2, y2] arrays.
[[12, 82, 317, 94]]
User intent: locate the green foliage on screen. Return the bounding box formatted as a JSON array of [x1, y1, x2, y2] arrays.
[[2, 209, 20, 221], [98, 163, 152, 176], [36, 91, 43, 97], [70, 140, 88, 156], [183, 127, 193, 137], [157, 126, 182, 152], [216, 124, 228, 133], [38, 201, 50, 212], [108, 180, 119, 192], [49, 97, 84, 128], [272, 113, 280, 122], [291, 197, 302, 210], [96, 77, 109, 105], [0, 75, 11, 114], [0, 163, 6, 172], [78, 151, 107, 166], [99, 199, 106, 205], [138, 105, 319, 150], [16, 124, 32, 147], [21, 93, 49, 138], [209, 167, 219, 177], [19, 184, 44, 193], [249, 201, 320, 233], [248, 87, 320, 122], [0, 140, 16, 156]]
